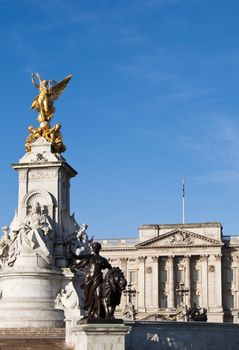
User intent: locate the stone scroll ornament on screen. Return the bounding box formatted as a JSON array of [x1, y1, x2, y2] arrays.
[[25, 73, 72, 153], [70, 241, 127, 320]]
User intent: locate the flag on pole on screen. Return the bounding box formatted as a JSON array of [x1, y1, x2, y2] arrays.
[[182, 178, 185, 224]]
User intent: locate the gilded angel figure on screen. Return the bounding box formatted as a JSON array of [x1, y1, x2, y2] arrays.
[[31, 73, 72, 123]]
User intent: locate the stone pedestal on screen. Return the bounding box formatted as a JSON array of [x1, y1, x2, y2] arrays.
[[65, 309, 84, 347], [0, 263, 65, 328], [71, 323, 131, 350], [207, 309, 224, 323]]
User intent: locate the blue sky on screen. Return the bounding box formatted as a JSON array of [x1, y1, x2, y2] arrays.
[[1, 0, 239, 238]]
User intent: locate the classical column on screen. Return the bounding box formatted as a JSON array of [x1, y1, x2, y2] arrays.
[[167, 256, 175, 309], [120, 258, 128, 309], [207, 254, 223, 322], [214, 254, 223, 309], [151, 256, 159, 310], [184, 255, 191, 307], [200, 255, 208, 309], [138, 256, 147, 312], [236, 256, 239, 310]]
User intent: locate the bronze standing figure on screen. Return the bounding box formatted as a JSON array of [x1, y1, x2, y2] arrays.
[[73, 242, 112, 319], [71, 241, 127, 321]]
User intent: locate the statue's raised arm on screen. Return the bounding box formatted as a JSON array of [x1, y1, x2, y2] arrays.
[[31, 73, 39, 89]]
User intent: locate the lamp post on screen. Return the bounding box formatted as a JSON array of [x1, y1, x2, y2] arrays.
[[175, 282, 189, 321], [123, 282, 137, 320]]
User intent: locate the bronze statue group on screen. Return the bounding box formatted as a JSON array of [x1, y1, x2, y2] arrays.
[[71, 241, 127, 321]]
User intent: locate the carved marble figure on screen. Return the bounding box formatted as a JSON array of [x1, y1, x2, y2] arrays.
[[0, 227, 11, 268], [66, 223, 92, 262], [8, 202, 53, 266], [55, 281, 80, 310]]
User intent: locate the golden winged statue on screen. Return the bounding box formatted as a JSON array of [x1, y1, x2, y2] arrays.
[[31, 72, 72, 123], [25, 73, 72, 154]]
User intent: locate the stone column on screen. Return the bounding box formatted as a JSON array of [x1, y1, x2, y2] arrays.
[[167, 256, 175, 309], [214, 254, 223, 309], [236, 256, 239, 311], [18, 169, 29, 218], [200, 255, 208, 309], [120, 258, 128, 309], [184, 256, 191, 307], [151, 256, 159, 310], [138, 256, 147, 312], [207, 254, 223, 322]]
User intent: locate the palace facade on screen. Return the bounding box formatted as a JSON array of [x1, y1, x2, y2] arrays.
[[99, 222, 239, 323]]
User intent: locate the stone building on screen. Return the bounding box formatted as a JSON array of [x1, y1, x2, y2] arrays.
[[99, 222, 239, 323]]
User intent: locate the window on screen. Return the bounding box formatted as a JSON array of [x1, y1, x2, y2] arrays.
[[193, 269, 201, 282], [160, 270, 167, 282], [176, 294, 181, 307], [129, 271, 137, 284], [195, 294, 200, 307], [160, 294, 168, 308], [226, 269, 233, 282], [177, 270, 184, 283], [226, 294, 234, 309], [192, 293, 200, 307], [130, 295, 136, 306]]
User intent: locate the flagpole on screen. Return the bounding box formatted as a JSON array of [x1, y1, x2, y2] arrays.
[[182, 178, 185, 224]]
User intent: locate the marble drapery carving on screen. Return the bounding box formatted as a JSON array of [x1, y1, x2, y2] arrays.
[[7, 202, 53, 266]]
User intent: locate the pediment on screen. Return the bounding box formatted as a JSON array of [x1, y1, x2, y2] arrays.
[[136, 228, 222, 248]]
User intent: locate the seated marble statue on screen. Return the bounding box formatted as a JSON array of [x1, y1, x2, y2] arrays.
[[8, 202, 53, 266]]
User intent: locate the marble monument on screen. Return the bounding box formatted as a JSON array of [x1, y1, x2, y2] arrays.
[[0, 73, 91, 328]]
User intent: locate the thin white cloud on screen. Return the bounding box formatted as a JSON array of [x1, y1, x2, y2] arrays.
[[190, 170, 239, 185]]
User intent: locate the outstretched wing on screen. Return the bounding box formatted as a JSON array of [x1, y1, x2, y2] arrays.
[[50, 74, 72, 101]]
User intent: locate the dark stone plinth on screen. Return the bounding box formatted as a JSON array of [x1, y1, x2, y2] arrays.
[[77, 318, 124, 325]]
